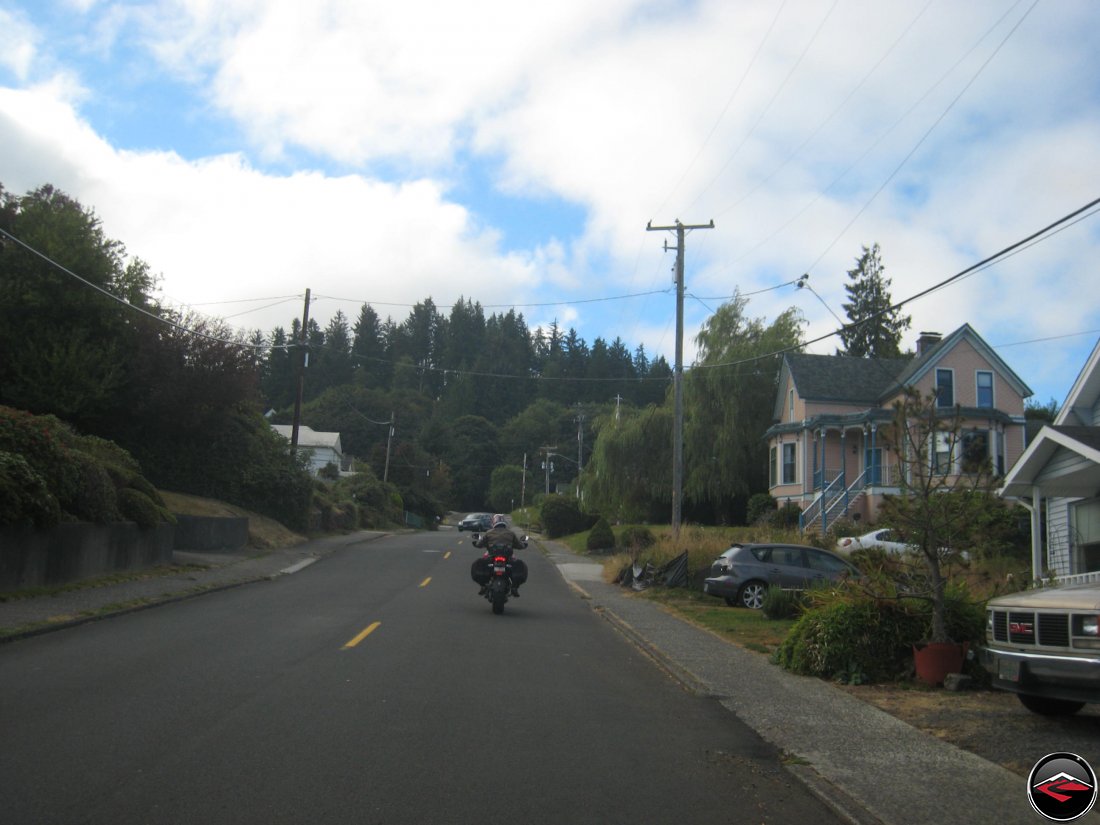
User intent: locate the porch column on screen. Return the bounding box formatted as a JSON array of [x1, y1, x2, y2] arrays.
[[841, 430, 848, 515], [820, 428, 827, 533], [1031, 485, 1044, 583]]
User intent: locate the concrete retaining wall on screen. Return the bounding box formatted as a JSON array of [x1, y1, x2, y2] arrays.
[[172, 515, 249, 552], [0, 522, 175, 591]]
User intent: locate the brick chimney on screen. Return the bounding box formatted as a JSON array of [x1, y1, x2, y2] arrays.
[[916, 331, 942, 356]]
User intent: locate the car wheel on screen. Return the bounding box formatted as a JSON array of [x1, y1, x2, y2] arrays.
[[1017, 693, 1086, 716], [737, 580, 768, 610]]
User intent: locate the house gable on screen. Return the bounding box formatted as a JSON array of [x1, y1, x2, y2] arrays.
[[887, 323, 1032, 405]]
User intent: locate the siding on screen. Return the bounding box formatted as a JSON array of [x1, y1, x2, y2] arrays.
[[1047, 497, 1072, 578]]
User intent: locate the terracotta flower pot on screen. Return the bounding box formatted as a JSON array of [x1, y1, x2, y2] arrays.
[[913, 641, 969, 686]]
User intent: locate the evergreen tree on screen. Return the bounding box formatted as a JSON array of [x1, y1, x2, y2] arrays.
[[837, 243, 910, 358]]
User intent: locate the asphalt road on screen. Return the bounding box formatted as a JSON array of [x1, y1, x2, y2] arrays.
[[2, 530, 841, 824]]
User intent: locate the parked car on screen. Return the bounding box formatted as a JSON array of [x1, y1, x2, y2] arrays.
[[703, 543, 860, 609], [981, 583, 1100, 716], [458, 512, 492, 532], [836, 528, 911, 555]]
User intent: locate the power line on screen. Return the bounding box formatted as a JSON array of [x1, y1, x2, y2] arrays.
[[312, 288, 672, 312], [801, 0, 1039, 275], [723, 0, 1031, 273], [694, 194, 1100, 372], [0, 226, 280, 352]]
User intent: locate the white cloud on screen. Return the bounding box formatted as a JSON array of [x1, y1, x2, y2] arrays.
[[2, 0, 1099, 406], [0, 8, 39, 80]]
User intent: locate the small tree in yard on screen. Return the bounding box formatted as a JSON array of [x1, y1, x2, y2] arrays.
[[878, 387, 997, 644]]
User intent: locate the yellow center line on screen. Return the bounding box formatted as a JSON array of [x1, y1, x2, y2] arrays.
[[444, 551, 452, 560], [419, 577, 432, 588], [343, 621, 381, 649]]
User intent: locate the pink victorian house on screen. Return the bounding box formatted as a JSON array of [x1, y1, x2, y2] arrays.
[[764, 325, 1032, 533]]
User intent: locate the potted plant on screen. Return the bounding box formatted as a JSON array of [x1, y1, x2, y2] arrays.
[[878, 387, 993, 685]]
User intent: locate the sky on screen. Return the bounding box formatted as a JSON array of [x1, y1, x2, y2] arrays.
[[1, 0, 1099, 408]]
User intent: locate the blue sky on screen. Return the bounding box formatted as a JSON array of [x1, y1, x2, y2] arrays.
[[2, 0, 1100, 408]]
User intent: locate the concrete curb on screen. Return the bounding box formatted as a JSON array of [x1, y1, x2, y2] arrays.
[[0, 531, 389, 644]]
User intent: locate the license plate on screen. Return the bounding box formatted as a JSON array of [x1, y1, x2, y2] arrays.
[[998, 658, 1021, 682]]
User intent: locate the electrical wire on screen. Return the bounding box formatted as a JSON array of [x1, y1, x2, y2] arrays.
[[682, 0, 840, 217], [801, 0, 1039, 276], [693, 194, 1100, 373], [0, 226, 281, 352], [649, 0, 791, 222]]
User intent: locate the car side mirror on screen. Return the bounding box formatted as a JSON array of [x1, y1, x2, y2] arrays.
[[521, 535, 529, 547], [471, 532, 481, 542]]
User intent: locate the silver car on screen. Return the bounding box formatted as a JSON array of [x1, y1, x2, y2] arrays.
[[703, 543, 860, 609]]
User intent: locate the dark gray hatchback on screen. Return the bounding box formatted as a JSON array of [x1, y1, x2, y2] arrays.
[[703, 543, 860, 609]]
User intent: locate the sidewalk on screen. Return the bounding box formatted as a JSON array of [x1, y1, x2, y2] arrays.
[[0, 531, 386, 641], [545, 541, 1051, 825]]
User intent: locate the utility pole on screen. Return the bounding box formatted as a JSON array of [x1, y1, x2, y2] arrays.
[[383, 411, 394, 483], [575, 405, 585, 500], [646, 219, 714, 540], [291, 288, 311, 449], [521, 452, 527, 510], [541, 445, 557, 495]]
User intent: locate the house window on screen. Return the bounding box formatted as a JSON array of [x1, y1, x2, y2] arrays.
[[769, 445, 777, 487], [976, 371, 993, 408], [961, 429, 990, 474], [932, 432, 953, 474], [782, 443, 797, 485], [788, 388, 794, 420], [936, 368, 954, 408]]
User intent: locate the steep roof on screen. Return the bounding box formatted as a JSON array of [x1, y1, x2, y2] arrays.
[[784, 324, 1032, 410], [1055, 337, 1100, 426], [785, 353, 911, 405]]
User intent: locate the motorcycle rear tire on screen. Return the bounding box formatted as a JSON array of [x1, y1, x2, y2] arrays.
[[491, 596, 506, 615]]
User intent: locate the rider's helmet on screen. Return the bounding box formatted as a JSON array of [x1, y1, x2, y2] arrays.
[[490, 514, 507, 528]]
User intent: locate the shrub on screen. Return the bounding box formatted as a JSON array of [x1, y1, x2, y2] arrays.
[[586, 517, 616, 552], [773, 594, 925, 683], [619, 525, 656, 553], [540, 494, 595, 538], [68, 452, 120, 523], [771, 501, 802, 529], [746, 493, 777, 525], [0, 451, 61, 527], [118, 488, 164, 529], [0, 406, 79, 510], [762, 585, 802, 619], [773, 582, 988, 683]]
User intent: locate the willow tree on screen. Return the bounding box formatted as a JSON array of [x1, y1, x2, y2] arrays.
[[683, 294, 804, 521], [583, 405, 673, 523]]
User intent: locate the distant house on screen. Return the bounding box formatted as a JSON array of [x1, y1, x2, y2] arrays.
[[764, 324, 1032, 533], [271, 424, 344, 476], [1001, 337, 1100, 584]]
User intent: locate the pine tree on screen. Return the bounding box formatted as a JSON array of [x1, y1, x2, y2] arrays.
[[838, 243, 910, 358]]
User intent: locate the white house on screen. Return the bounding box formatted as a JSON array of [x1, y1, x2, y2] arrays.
[[271, 424, 345, 477], [1001, 338, 1100, 584]]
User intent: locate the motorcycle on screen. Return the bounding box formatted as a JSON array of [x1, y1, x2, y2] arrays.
[[473, 533, 528, 615]]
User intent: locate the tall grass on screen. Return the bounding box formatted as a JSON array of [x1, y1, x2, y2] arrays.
[[597, 524, 810, 581]]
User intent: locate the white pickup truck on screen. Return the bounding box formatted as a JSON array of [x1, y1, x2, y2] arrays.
[[981, 583, 1100, 716]]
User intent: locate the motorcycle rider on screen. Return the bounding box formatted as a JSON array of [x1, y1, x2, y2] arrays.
[[471, 514, 528, 597]]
